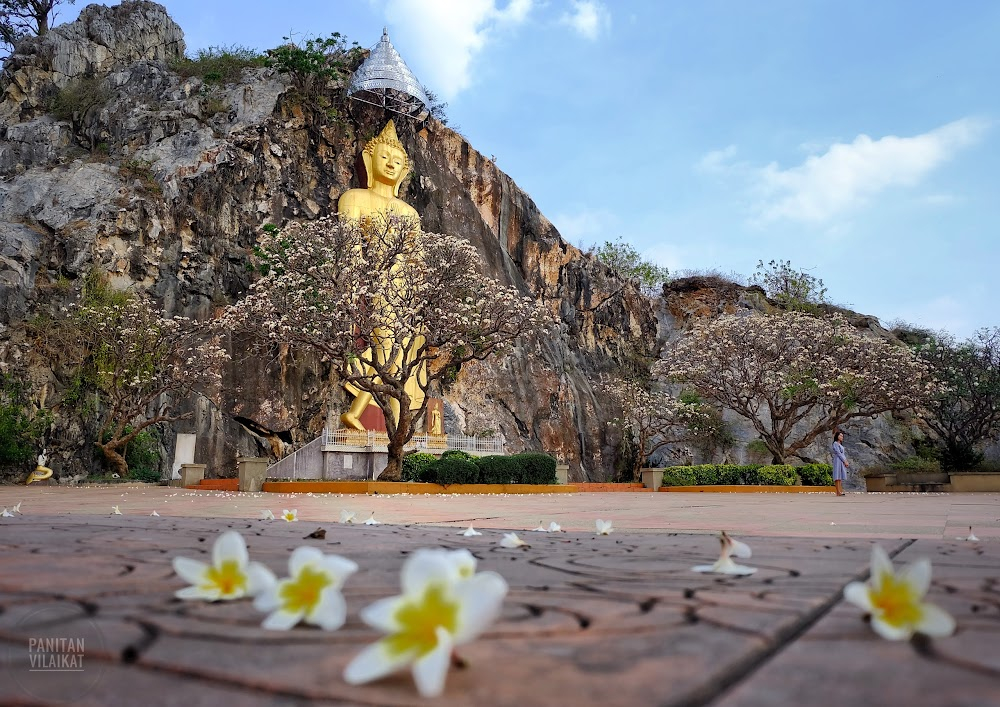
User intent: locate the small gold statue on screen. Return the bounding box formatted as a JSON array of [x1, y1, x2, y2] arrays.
[[337, 120, 425, 431], [26, 449, 53, 484]]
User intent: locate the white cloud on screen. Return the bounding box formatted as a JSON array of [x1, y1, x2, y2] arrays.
[[695, 144, 738, 174], [559, 1, 611, 40], [382, 0, 534, 100], [893, 294, 977, 339], [751, 118, 989, 223]]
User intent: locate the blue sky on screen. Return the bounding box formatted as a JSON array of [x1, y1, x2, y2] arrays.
[[68, 1, 999, 338]]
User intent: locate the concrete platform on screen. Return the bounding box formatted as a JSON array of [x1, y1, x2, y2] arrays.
[[0, 486, 997, 705]]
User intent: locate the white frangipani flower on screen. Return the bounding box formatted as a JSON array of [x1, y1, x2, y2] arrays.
[[0, 508, 14, 518], [531, 522, 548, 532], [343, 548, 507, 698], [112, 505, 123, 515], [843, 544, 955, 641], [692, 531, 756, 575], [500, 532, 528, 548], [595, 519, 614, 535], [547, 521, 563, 533], [150, 511, 160, 517], [11, 501, 21, 514], [460, 526, 482, 537], [340, 509, 356, 524], [172, 530, 275, 601], [282, 509, 298, 522], [254, 546, 358, 631], [966, 526, 979, 542], [259, 509, 275, 520], [365, 512, 381, 525]]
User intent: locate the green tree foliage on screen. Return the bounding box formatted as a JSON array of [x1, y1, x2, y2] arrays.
[[1, 0, 73, 55], [0, 373, 51, 466], [914, 328, 1000, 470], [750, 259, 828, 312], [264, 32, 363, 97], [594, 237, 670, 297]]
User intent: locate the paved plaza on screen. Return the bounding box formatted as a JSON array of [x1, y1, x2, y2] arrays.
[[1, 486, 998, 705]]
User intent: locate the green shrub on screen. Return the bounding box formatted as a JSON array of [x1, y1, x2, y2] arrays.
[[441, 449, 475, 462], [661, 467, 697, 486], [890, 456, 941, 473], [430, 456, 479, 485], [50, 77, 112, 121], [797, 463, 834, 486], [171, 46, 266, 84], [125, 429, 160, 482], [402, 452, 437, 482], [475, 455, 518, 485], [264, 32, 363, 96], [755, 464, 798, 486], [0, 375, 51, 466], [511, 453, 557, 484]]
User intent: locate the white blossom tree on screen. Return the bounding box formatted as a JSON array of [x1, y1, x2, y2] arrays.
[[223, 215, 546, 481], [655, 311, 935, 463], [71, 292, 228, 477], [605, 377, 710, 482]]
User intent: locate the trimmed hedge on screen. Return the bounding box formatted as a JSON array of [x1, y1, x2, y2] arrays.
[[510, 452, 558, 484], [404, 451, 558, 485], [661, 463, 827, 487], [797, 463, 834, 486], [431, 456, 480, 485], [475, 455, 519, 485], [402, 452, 437, 482]]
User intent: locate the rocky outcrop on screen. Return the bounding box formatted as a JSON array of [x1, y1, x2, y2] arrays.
[[0, 2, 931, 485]]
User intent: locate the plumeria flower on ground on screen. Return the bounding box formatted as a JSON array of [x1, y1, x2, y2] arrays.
[[547, 521, 563, 533], [150, 511, 160, 517], [340, 509, 356, 524], [111, 505, 123, 515], [965, 526, 979, 542], [843, 544, 955, 641], [11, 501, 21, 514], [500, 532, 528, 548], [0, 508, 14, 518], [259, 509, 275, 520], [460, 526, 482, 537], [365, 512, 381, 526], [172, 530, 274, 601], [692, 531, 757, 576], [531, 522, 548, 532], [254, 546, 358, 631], [595, 519, 614, 535], [282, 509, 298, 522], [344, 548, 507, 698]]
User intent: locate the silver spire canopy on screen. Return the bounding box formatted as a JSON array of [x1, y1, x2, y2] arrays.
[[348, 28, 430, 120]]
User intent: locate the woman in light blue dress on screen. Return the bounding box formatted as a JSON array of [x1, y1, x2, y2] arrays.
[[831, 431, 848, 496]]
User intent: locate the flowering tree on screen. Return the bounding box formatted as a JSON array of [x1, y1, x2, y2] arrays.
[[656, 311, 934, 463], [70, 291, 227, 477], [914, 327, 1000, 469], [224, 215, 546, 481], [605, 377, 710, 482]]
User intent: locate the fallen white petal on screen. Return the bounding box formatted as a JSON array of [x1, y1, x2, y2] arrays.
[[500, 532, 528, 548], [411, 626, 453, 698], [339, 509, 356, 524], [461, 526, 482, 537]]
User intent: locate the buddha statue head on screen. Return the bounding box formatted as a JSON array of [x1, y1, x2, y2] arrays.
[[362, 119, 410, 197]]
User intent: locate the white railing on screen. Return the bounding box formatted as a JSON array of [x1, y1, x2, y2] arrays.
[[266, 434, 325, 479], [322, 428, 505, 455]]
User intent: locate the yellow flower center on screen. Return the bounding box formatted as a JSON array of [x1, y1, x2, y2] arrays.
[[386, 583, 459, 658], [279, 566, 333, 615], [284, 512, 295, 521], [204, 559, 247, 598], [870, 572, 923, 627]]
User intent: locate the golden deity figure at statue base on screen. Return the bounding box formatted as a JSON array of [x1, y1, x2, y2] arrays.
[[26, 449, 53, 485], [337, 119, 426, 432]]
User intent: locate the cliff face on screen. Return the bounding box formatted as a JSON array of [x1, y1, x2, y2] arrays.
[[0, 1, 658, 482]]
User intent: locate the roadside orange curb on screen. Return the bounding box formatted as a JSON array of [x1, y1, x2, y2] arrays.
[[659, 485, 836, 493], [261, 481, 577, 494]]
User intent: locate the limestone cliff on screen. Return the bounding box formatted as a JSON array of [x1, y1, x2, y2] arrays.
[[0, 1, 659, 482]]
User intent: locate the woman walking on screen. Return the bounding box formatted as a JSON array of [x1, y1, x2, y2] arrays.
[[831, 431, 848, 496]]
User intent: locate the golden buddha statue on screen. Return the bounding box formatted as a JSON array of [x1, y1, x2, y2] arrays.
[[338, 120, 425, 432]]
